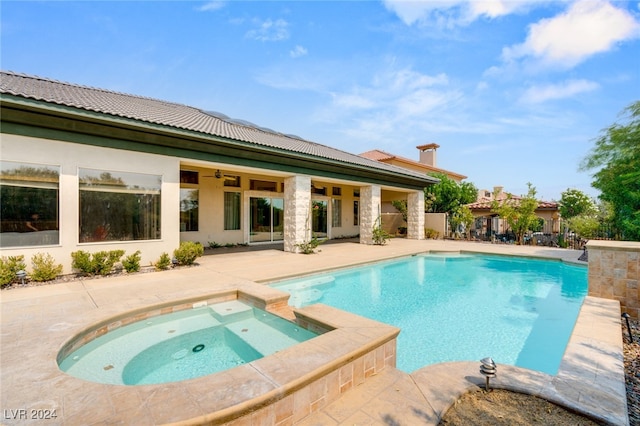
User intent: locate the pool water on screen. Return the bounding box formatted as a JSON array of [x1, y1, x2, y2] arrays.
[[272, 253, 587, 375], [58, 300, 317, 385]]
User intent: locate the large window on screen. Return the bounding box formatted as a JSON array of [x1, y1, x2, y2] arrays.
[[354, 201, 359, 226], [180, 189, 198, 232], [180, 170, 198, 232], [224, 192, 241, 230], [0, 161, 60, 247], [312, 200, 328, 238], [79, 168, 161, 242], [332, 199, 342, 228]]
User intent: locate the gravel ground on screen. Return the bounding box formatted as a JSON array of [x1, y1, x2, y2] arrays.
[[623, 316, 640, 426]]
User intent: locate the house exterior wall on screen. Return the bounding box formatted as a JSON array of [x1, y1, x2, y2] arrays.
[[0, 133, 180, 273], [1, 132, 380, 272]]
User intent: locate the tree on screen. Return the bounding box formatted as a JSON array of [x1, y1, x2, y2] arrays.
[[424, 173, 477, 213], [491, 183, 539, 245], [424, 173, 477, 236], [449, 205, 475, 239], [559, 188, 596, 220], [581, 101, 640, 241]]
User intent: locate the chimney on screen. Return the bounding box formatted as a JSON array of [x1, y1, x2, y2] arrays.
[[416, 143, 440, 167], [493, 186, 504, 198]]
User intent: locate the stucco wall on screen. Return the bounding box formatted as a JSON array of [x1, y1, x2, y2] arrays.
[[424, 213, 447, 238], [587, 240, 640, 319], [1, 133, 181, 274]]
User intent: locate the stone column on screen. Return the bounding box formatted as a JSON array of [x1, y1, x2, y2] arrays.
[[587, 240, 640, 319], [284, 175, 311, 253], [407, 190, 425, 240], [359, 185, 381, 245]]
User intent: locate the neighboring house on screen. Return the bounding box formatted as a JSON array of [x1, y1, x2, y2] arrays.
[[0, 71, 436, 272], [360, 143, 467, 183], [466, 186, 561, 240], [360, 144, 467, 236]]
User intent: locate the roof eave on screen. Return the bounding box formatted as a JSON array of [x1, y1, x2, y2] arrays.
[[0, 95, 437, 190]]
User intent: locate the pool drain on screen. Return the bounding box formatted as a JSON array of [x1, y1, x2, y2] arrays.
[[192, 344, 205, 353]]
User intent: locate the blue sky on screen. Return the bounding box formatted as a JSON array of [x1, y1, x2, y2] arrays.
[[2, 1, 639, 201]]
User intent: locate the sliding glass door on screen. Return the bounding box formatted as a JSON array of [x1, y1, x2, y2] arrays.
[[249, 197, 283, 243]]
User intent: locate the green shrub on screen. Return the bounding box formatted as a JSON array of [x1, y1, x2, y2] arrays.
[[208, 241, 222, 249], [425, 228, 440, 239], [155, 252, 172, 270], [0, 255, 26, 287], [173, 241, 204, 265], [122, 250, 141, 273], [372, 217, 390, 246], [296, 236, 323, 254], [71, 250, 125, 276], [30, 253, 63, 282], [71, 250, 93, 275]]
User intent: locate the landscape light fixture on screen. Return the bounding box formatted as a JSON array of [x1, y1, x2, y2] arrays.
[[622, 313, 633, 343], [479, 357, 497, 391], [16, 270, 27, 285]]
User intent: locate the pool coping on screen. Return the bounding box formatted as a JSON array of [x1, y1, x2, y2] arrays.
[[0, 239, 629, 425]]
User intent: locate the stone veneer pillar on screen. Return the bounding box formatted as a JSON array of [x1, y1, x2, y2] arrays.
[[359, 185, 381, 245], [407, 190, 425, 240], [284, 175, 311, 253], [587, 240, 640, 319]]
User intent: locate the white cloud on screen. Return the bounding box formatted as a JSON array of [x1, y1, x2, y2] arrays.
[[382, 0, 545, 27], [290, 45, 308, 58], [519, 79, 599, 103], [330, 67, 452, 116], [331, 93, 376, 109], [318, 65, 465, 146], [246, 18, 289, 42], [196, 1, 225, 12], [503, 0, 640, 68]]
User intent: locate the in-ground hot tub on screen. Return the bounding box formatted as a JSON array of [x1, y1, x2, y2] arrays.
[[58, 300, 318, 385]]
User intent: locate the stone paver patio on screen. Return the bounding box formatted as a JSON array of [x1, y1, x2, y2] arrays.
[[0, 239, 628, 425]]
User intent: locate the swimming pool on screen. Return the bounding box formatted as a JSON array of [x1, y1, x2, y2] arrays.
[[58, 300, 318, 385], [271, 253, 588, 375]]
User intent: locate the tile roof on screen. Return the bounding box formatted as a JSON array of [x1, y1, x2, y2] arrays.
[[0, 71, 437, 184], [359, 149, 467, 180], [466, 195, 558, 210]]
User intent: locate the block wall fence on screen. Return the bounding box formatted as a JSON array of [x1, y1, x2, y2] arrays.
[[587, 240, 640, 319]]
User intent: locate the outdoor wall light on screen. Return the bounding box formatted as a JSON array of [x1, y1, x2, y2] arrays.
[[215, 170, 222, 179], [480, 357, 497, 391], [16, 270, 27, 285]]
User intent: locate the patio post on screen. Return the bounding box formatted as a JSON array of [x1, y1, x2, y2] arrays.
[[283, 175, 311, 253], [407, 190, 425, 240], [359, 185, 381, 245]]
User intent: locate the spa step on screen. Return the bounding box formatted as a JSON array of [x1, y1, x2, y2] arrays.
[[210, 300, 254, 323], [226, 317, 301, 356]]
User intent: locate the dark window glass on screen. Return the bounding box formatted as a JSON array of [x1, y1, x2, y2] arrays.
[[0, 161, 60, 247], [180, 189, 198, 232], [180, 170, 198, 184], [79, 169, 161, 242], [354, 201, 359, 226], [250, 180, 278, 191], [223, 175, 241, 187]]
